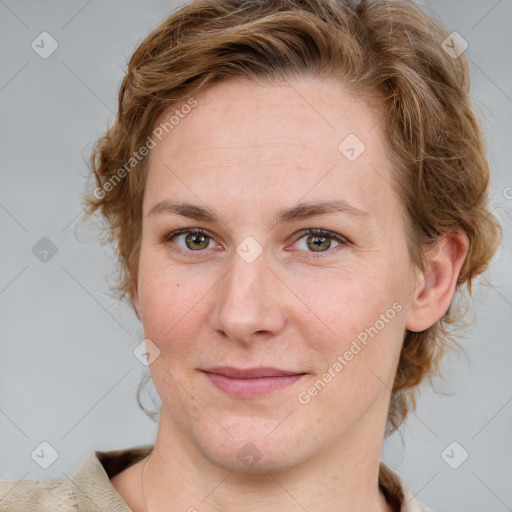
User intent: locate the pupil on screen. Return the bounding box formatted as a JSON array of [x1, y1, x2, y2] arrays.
[[186, 233, 208, 250], [309, 235, 329, 251]]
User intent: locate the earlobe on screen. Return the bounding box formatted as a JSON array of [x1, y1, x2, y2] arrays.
[[405, 230, 469, 332]]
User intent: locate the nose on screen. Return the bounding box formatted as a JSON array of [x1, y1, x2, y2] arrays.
[[208, 247, 287, 344]]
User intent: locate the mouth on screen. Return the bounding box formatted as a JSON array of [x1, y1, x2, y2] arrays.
[[201, 366, 307, 398]]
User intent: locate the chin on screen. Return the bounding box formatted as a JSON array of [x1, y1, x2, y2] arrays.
[[203, 442, 305, 474], [193, 418, 314, 474]]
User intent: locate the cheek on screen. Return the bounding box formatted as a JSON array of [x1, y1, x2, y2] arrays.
[[299, 293, 406, 425], [295, 264, 407, 397], [137, 261, 208, 357], [294, 265, 403, 348], [138, 268, 209, 409]]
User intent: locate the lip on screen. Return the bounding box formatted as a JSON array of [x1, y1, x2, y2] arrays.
[[201, 366, 306, 398]]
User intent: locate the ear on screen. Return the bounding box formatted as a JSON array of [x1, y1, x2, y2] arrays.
[[131, 280, 142, 321], [405, 230, 469, 332]]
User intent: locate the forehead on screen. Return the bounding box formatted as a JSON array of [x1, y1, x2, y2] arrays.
[[144, 77, 398, 222], [151, 77, 381, 153]]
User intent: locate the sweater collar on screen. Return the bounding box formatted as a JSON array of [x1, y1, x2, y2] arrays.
[[72, 444, 428, 512]]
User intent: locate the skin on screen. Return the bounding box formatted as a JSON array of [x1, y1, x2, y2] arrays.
[[110, 77, 468, 511]]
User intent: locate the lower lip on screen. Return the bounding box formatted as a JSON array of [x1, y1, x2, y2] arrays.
[[204, 372, 304, 398]]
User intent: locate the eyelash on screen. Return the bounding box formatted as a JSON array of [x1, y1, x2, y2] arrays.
[[161, 228, 349, 259]]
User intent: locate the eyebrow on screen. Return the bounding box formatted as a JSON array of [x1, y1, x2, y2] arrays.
[[147, 199, 369, 225]]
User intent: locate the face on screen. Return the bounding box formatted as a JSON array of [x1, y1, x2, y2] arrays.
[[133, 77, 420, 471]]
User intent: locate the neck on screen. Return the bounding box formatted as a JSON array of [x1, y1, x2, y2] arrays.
[[141, 409, 393, 512]]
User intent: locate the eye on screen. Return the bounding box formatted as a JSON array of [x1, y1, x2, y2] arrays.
[[162, 227, 348, 259], [163, 228, 220, 257], [290, 229, 348, 258]]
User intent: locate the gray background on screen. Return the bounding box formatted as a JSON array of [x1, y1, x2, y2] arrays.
[[0, 1, 511, 510]]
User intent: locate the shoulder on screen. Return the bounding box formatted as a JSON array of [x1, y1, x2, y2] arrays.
[[0, 477, 76, 511], [0, 444, 153, 512], [379, 462, 435, 512]]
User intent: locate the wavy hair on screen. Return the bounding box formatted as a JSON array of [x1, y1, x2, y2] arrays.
[[82, 0, 501, 433]]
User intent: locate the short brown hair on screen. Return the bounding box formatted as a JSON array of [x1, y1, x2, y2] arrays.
[[82, 0, 501, 433]]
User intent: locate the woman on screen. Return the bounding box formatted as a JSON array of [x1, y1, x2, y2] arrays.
[[0, 0, 501, 510]]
